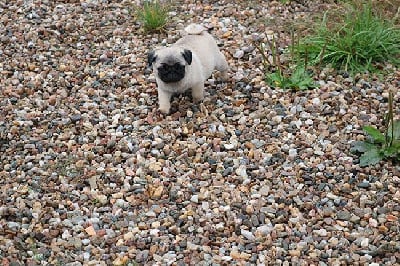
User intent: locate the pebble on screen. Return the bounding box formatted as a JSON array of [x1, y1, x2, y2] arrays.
[[314, 228, 328, 237], [360, 237, 369, 247], [235, 165, 248, 179], [233, 49, 245, 58], [336, 211, 351, 221], [241, 229, 256, 241], [190, 195, 199, 203], [357, 181, 370, 188]]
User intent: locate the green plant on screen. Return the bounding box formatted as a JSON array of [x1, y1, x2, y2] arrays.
[[255, 34, 318, 91], [294, 1, 400, 73], [352, 91, 400, 166], [134, 0, 169, 32], [266, 66, 318, 91]]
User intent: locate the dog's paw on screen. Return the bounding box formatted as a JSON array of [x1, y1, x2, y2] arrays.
[[215, 71, 229, 82], [158, 107, 170, 115], [192, 97, 204, 103]]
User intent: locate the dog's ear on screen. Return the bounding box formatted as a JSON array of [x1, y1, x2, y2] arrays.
[[147, 50, 157, 66], [182, 49, 192, 65]]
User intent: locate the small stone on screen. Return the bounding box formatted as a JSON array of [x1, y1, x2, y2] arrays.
[[145, 211, 157, 218], [190, 195, 199, 203], [378, 225, 388, 233], [95, 194, 108, 205], [85, 225, 96, 236], [224, 143, 236, 150], [48, 95, 57, 106], [113, 256, 128, 266], [222, 31, 232, 38], [312, 97, 321, 105], [350, 215, 361, 224], [288, 250, 301, 257], [99, 53, 109, 62], [357, 181, 370, 188], [259, 186, 269, 196], [187, 241, 199, 251], [88, 176, 98, 190], [368, 218, 378, 227], [314, 228, 328, 237], [147, 158, 162, 171], [387, 214, 398, 222], [151, 221, 160, 228], [7, 222, 20, 231], [241, 229, 256, 241], [221, 256, 233, 261], [70, 114, 81, 122], [336, 211, 351, 221], [288, 148, 297, 158], [235, 165, 248, 178], [136, 250, 149, 262], [233, 50, 244, 59], [256, 225, 272, 236], [123, 231, 134, 241], [251, 215, 259, 226], [151, 186, 164, 199], [360, 237, 369, 247], [149, 229, 160, 236]]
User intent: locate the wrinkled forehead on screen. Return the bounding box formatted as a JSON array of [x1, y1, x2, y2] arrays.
[[157, 48, 185, 64]]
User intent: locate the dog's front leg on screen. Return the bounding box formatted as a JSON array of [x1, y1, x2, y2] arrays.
[[158, 89, 172, 114], [191, 83, 205, 103]]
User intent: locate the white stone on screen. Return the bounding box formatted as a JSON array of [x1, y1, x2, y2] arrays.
[[256, 225, 273, 236], [314, 228, 328, 237], [235, 165, 248, 178], [312, 97, 321, 105], [190, 195, 199, 203], [233, 50, 244, 59], [288, 148, 297, 157], [241, 229, 256, 241], [360, 237, 369, 247]]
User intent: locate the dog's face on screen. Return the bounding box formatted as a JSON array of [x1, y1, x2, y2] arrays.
[[148, 48, 192, 83]]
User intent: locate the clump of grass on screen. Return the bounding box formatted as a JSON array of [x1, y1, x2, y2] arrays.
[[134, 1, 170, 32], [351, 90, 400, 166], [294, 1, 400, 74]]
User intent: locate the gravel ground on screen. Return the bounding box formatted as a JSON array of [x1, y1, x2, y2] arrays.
[[1, 0, 400, 265]]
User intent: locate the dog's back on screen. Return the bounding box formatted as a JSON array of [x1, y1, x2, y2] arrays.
[[175, 24, 224, 78]]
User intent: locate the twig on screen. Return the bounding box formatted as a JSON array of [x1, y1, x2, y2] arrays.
[[386, 90, 394, 147], [253, 41, 271, 70], [265, 35, 276, 67], [274, 33, 282, 74]]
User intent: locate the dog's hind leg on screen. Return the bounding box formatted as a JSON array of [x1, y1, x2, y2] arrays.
[[215, 51, 229, 81]]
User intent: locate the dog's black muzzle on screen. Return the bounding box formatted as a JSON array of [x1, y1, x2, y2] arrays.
[[158, 63, 185, 83]]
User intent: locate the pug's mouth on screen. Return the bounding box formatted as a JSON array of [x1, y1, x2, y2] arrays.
[[158, 63, 185, 83]]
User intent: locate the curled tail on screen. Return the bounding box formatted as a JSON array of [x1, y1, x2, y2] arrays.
[[184, 24, 210, 35]]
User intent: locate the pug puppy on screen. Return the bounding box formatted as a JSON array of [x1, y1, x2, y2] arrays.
[[148, 24, 229, 114]]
